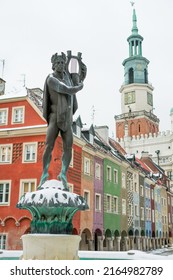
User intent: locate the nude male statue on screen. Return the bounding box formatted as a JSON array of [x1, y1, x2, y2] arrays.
[[39, 51, 87, 191]]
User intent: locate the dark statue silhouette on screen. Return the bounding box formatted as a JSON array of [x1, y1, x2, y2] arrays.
[[39, 51, 87, 190]]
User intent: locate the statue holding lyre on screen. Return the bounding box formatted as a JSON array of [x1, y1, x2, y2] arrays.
[[39, 51, 87, 190]]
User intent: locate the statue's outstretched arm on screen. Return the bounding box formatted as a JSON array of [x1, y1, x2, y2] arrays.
[[47, 75, 83, 95]]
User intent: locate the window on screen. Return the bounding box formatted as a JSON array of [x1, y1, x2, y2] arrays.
[[113, 196, 118, 213], [134, 204, 139, 216], [107, 166, 111, 181], [95, 193, 101, 211], [0, 234, 7, 249], [122, 199, 126, 215], [152, 209, 155, 223], [129, 203, 132, 216], [0, 145, 12, 164], [151, 189, 154, 200], [0, 108, 8, 125], [23, 143, 37, 162], [141, 207, 144, 220], [140, 185, 144, 196], [148, 209, 151, 220], [0, 181, 10, 205], [128, 68, 134, 84], [146, 188, 150, 198], [168, 213, 171, 223], [134, 182, 138, 193], [122, 173, 126, 188], [12, 106, 24, 123], [95, 163, 101, 179], [113, 169, 118, 184], [84, 190, 90, 208], [20, 180, 36, 197], [84, 157, 90, 175], [161, 197, 166, 206], [76, 126, 81, 138], [106, 195, 111, 212], [146, 208, 149, 220]]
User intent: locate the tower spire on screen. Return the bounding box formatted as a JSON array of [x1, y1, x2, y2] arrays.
[[132, 8, 138, 35]]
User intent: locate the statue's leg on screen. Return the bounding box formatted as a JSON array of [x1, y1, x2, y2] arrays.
[[58, 127, 73, 191], [38, 118, 59, 188]]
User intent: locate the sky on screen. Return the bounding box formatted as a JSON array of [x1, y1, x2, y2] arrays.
[[0, 0, 173, 137]]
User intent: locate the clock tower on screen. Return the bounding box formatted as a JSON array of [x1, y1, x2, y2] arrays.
[[115, 7, 159, 139]]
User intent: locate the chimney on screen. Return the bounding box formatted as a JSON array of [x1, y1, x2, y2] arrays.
[[95, 125, 109, 143], [0, 78, 5, 95], [141, 151, 149, 158]]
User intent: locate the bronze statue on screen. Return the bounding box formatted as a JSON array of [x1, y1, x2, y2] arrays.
[[39, 51, 87, 191]]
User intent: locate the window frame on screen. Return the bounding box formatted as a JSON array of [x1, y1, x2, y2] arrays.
[[0, 180, 11, 206], [95, 193, 101, 212], [83, 189, 90, 209], [11, 106, 25, 124], [0, 108, 8, 125], [19, 179, 37, 198], [95, 163, 101, 180], [106, 194, 111, 212], [0, 144, 13, 164], [122, 198, 126, 215], [141, 206, 144, 220], [0, 234, 7, 249], [113, 169, 118, 184], [113, 196, 118, 214], [107, 166, 112, 182], [84, 157, 90, 175], [23, 142, 37, 163]]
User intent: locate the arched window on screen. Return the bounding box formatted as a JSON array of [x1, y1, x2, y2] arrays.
[[128, 68, 134, 84]]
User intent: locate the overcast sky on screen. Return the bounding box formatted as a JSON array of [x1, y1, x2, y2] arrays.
[[0, 0, 173, 137]]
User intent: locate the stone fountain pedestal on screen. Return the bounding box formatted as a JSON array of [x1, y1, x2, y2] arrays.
[[17, 179, 88, 260], [21, 234, 81, 260]]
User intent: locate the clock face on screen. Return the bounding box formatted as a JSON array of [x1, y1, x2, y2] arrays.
[[124, 91, 135, 105], [137, 63, 142, 70]]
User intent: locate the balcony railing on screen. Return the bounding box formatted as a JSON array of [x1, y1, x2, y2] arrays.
[[114, 110, 159, 123]]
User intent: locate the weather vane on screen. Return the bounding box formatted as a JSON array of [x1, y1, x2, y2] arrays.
[[130, 1, 135, 7]]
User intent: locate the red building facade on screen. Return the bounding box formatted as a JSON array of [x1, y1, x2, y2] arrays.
[[0, 89, 83, 249]]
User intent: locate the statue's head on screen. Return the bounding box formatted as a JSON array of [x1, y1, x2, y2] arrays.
[[51, 52, 66, 71]]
